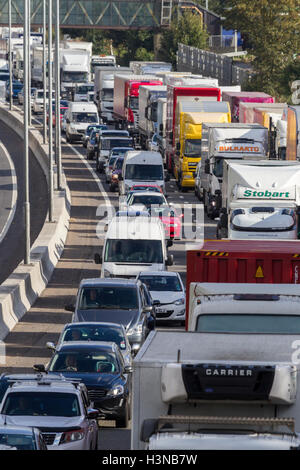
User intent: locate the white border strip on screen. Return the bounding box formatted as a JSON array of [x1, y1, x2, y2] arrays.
[[0, 141, 18, 244]]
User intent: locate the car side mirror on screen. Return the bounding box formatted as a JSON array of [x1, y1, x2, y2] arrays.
[[94, 253, 102, 264], [87, 408, 100, 420], [33, 364, 46, 373], [46, 342, 56, 351], [65, 304, 75, 312]]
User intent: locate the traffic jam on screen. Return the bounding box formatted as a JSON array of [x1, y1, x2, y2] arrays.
[[1, 43, 300, 452]]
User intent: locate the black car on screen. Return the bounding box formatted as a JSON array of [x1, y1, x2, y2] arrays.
[[45, 341, 132, 427], [66, 278, 156, 354]]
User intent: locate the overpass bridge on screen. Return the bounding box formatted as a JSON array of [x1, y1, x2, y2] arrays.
[[0, 0, 173, 29]]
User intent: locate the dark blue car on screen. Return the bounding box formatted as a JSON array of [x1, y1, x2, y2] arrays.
[[42, 341, 132, 428], [6, 81, 23, 101]]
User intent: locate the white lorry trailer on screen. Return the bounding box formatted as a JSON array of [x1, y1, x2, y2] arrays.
[[94, 67, 131, 123], [60, 49, 90, 99], [199, 123, 269, 219], [132, 330, 300, 450], [187, 282, 300, 332], [138, 85, 167, 149], [216, 160, 300, 240]]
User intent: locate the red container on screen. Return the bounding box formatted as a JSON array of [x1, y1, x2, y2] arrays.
[[222, 91, 274, 122], [186, 240, 300, 329]]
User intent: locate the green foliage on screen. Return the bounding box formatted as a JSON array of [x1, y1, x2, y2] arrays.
[[214, 0, 300, 98], [159, 10, 209, 65]]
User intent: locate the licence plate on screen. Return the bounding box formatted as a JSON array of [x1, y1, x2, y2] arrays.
[[157, 308, 168, 313]]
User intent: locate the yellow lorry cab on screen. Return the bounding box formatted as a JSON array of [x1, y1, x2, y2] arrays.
[[174, 103, 231, 190]]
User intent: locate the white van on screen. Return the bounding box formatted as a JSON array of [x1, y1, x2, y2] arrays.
[[65, 101, 99, 143], [94, 215, 173, 278], [119, 151, 168, 195]]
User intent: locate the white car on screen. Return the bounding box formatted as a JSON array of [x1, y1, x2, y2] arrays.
[[124, 191, 168, 213], [147, 133, 159, 152], [137, 271, 186, 325], [32, 89, 55, 114], [0, 375, 99, 450]]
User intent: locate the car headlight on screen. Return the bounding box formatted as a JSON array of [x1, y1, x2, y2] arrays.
[[107, 384, 124, 397], [103, 269, 111, 278], [127, 323, 143, 336], [60, 428, 85, 444], [174, 298, 185, 306]]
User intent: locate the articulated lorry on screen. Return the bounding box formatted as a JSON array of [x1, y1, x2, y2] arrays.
[[113, 74, 162, 139], [60, 48, 90, 99], [132, 330, 300, 450], [32, 45, 54, 88], [222, 91, 274, 122], [157, 98, 167, 163], [173, 101, 231, 191], [130, 61, 172, 75], [138, 85, 167, 149], [199, 123, 269, 219], [185, 239, 300, 327], [165, 82, 221, 173], [94, 67, 131, 122], [286, 106, 300, 161], [217, 160, 300, 240]]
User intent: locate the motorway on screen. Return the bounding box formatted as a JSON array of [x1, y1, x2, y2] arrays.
[[0, 109, 218, 449]]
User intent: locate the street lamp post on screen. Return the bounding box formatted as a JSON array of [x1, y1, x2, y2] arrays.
[[48, 0, 53, 222], [42, 0, 47, 144], [23, 0, 30, 264], [28, 0, 31, 125], [55, 0, 61, 190], [8, 0, 13, 111]]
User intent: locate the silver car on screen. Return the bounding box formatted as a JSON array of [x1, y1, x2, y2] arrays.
[[47, 322, 132, 367], [0, 424, 47, 450], [0, 376, 99, 450]]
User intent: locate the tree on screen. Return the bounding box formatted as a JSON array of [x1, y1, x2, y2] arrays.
[[216, 0, 300, 97], [159, 10, 209, 66]]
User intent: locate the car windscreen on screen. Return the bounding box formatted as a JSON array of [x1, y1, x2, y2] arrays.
[[139, 275, 182, 292], [196, 314, 300, 334], [78, 286, 138, 310], [0, 433, 35, 450], [2, 392, 81, 417], [48, 351, 119, 374], [129, 194, 165, 207], [105, 239, 163, 263], [108, 156, 118, 167], [113, 158, 124, 170], [101, 139, 133, 150], [61, 325, 127, 350], [72, 112, 98, 123], [111, 148, 132, 156], [125, 164, 163, 181]]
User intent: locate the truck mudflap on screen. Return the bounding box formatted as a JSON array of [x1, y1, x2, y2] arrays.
[[141, 415, 296, 442]]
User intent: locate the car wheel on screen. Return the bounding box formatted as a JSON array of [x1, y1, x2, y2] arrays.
[[115, 403, 129, 428]]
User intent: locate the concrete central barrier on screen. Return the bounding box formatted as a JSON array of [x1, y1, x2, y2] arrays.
[[0, 105, 71, 341]]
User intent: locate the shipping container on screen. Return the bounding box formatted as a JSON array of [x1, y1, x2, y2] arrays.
[[186, 239, 300, 328]]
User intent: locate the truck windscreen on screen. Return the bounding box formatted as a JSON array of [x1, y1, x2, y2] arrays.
[[129, 97, 139, 110], [104, 239, 163, 263], [125, 164, 163, 181], [72, 113, 98, 123], [196, 314, 300, 334], [62, 72, 88, 83], [184, 139, 202, 157]]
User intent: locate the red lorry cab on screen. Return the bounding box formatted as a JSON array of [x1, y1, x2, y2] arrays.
[[185, 239, 300, 329], [125, 79, 162, 123]]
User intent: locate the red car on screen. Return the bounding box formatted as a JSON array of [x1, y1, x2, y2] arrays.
[[151, 205, 183, 239]]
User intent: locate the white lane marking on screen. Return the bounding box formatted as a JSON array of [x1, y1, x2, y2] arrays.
[[61, 137, 111, 206], [0, 141, 18, 244]]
